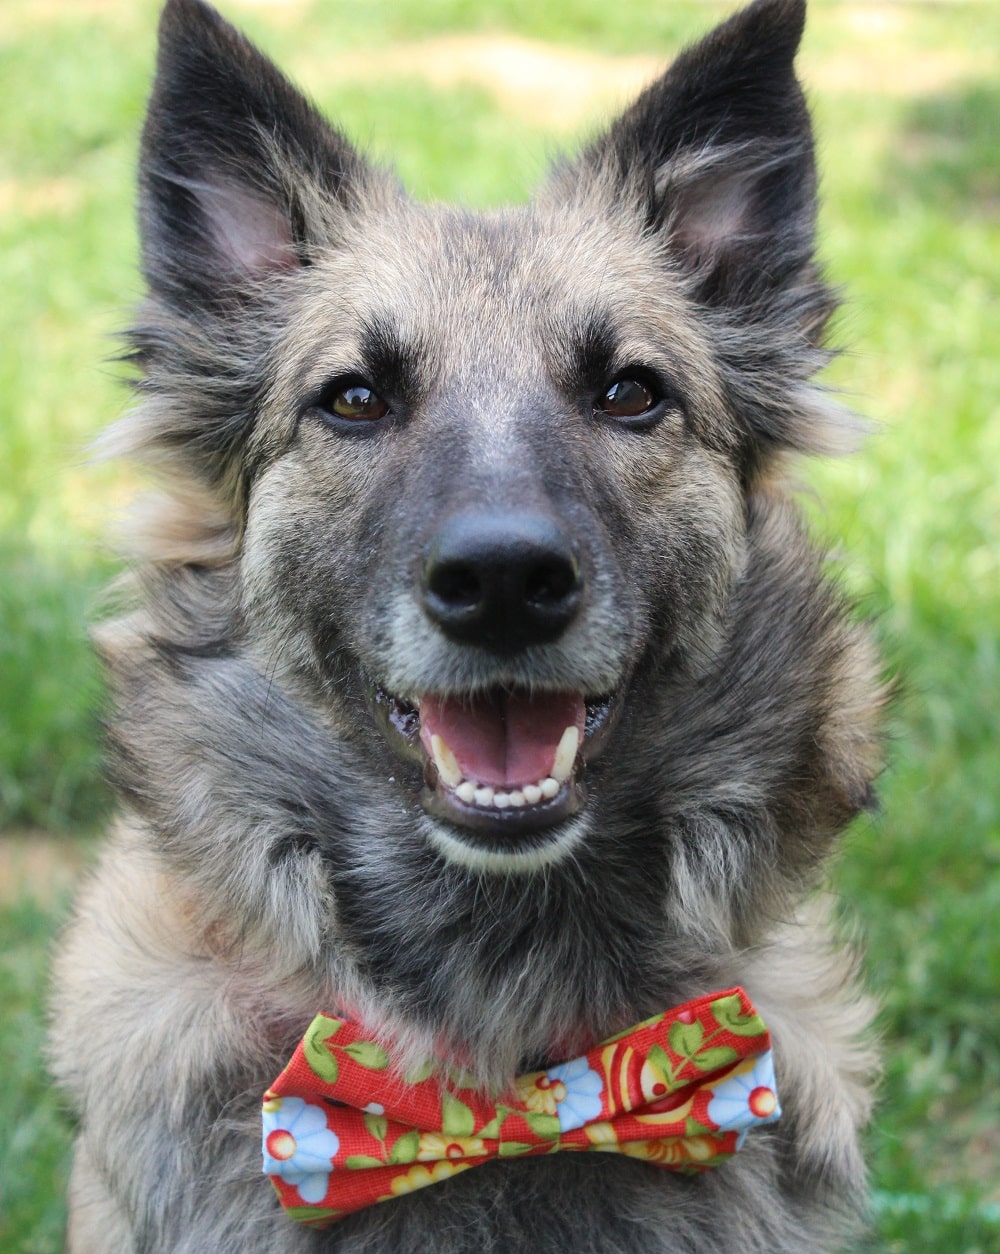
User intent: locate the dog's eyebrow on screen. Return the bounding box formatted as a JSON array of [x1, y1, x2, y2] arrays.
[[558, 311, 620, 393], [359, 315, 424, 401]]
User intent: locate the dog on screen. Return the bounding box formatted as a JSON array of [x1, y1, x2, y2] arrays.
[[50, 0, 885, 1249]]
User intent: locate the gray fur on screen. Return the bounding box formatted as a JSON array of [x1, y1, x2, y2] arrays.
[[51, 0, 885, 1249]]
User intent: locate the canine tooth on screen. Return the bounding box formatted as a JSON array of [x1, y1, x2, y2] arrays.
[[456, 781, 477, 804], [540, 777, 560, 800], [522, 784, 542, 806], [508, 791, 525, 807], [551, 726, 579, 784], [474, 786, 495, 807], [430, 735, 463, 788], [493, 792, 511, 809]]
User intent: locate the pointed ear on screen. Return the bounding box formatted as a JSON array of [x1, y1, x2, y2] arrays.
[[565, 0, 817, 311], [140, 0, 375, 307]]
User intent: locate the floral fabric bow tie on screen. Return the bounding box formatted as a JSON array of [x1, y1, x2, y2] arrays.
[[262, 986, 780, 1226]]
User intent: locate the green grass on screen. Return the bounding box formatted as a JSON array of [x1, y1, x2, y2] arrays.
[[1, 1, 998, 1249], [0, 895, 75, 1254], [805, 61, 1000, 1248]]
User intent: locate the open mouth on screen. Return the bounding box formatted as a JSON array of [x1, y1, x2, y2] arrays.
[[370, 683, 615, 843]]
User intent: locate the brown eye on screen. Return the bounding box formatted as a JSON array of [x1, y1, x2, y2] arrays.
[[597, 376, 657, 419], [325, 382, 389, 423]]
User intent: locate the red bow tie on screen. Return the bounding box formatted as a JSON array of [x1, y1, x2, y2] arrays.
[[263, 987, 780, 1226]]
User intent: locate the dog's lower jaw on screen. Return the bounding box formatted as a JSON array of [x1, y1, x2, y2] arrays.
[[421, 812, 590, 873]]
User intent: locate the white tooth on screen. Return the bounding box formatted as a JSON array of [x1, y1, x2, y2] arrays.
[[540, 777, 560, 799], [522, 784, 543, 806], [493, 792, 511, 808], [430, 734, 463, 788], [508, 791, 525, 807], [551, 726, 579, 783], [456, 781, 477, 804], [474, 786, 495, 807]]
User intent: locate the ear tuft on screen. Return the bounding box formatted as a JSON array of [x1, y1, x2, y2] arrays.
[[655, 137, 815, 307], [148, 170, 300, 281]]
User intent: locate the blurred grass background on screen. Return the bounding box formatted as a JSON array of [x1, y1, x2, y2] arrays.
[[1, 0, 997, 1249]]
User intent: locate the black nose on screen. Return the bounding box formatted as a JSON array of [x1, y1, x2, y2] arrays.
[[422, 511, 583, 652]]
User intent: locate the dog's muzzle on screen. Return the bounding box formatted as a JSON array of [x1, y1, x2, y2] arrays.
[[368, 506, 618, 846]]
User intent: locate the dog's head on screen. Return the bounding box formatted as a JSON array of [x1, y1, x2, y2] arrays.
[[121, 0, 859, 877]]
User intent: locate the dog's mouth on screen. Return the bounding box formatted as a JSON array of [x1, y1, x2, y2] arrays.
[[369, 683, 615, 842]]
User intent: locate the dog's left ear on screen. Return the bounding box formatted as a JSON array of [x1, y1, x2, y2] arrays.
[[140, 0, 382, 311], [561, 0, 817, 315]]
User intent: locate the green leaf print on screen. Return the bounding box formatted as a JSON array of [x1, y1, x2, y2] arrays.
[[302, 1016, 342, 1083], [646, 1043, 679, 1091], [344, 1154, 385, 1170], [363, 1111, 388, 1142], [521, 1110, 561, 1140], [440, 1090, 476, 1136], [343, 1040, 390, 1070], [668, 1019, 704, 1059], [282, 1206, 341, 1223], [711, 994, 766, 1037], [689, 1045, 740, 1071], [444, 1063, 481, 1089], [402, 1058, 435, 1084], [497, 1140, 535, 1157], [388, 1130, 420, 1165], [477, 1113, 503, 1140]]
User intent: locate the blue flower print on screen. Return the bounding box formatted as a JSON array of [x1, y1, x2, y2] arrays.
[[706, 1049, 781, 1137], [545, 1056, 604, 1132], [262, 1095, 340, 1204]]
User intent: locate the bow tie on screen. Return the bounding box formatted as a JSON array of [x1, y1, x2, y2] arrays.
[[262, 986, 780, 1226]]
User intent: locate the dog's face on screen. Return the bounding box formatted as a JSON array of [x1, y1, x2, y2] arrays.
[[239, 202, 748, 866], [125, 0, 856, 886]]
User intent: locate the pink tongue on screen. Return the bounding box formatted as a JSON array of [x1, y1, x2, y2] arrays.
[[419, 690, 585, 788]]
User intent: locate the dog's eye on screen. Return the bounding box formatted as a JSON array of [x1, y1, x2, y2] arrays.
[[596, 376, 660, 423], [317, 380, 389, 425]]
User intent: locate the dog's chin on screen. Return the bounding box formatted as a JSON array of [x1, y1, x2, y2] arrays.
[[421, 813, 590, 873], [366, 679, 617, 860]]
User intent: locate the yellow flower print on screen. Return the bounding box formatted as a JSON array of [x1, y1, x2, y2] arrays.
[[389, 1160, 472, 1196], [583, 1121, 618, 1147], [620, 1135, 719, 1165], [416, 1133, 488, 1162], [634, 1093, 694, 1127], [514, 1071, 567, 1115]]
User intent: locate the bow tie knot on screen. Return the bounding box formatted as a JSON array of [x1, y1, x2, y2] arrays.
[[263, 987, 780, 1226]]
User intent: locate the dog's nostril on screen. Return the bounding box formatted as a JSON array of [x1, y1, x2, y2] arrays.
[[524, 558, 579, 608], [427, 562, 482, 612]]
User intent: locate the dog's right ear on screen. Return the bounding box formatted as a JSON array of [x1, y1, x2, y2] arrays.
[[556, 0, 817, 315], [547, 0, 857, 457], [140, 0, 376, 309]]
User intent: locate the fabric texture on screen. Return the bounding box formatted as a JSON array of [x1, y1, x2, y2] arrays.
[[262, 986, 781, 1226]]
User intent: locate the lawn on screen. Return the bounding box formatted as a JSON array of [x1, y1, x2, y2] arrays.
[[1, 1, 997, 1249]]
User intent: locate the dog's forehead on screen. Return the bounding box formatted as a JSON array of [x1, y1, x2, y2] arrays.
[[304, 198, 688, 366]]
